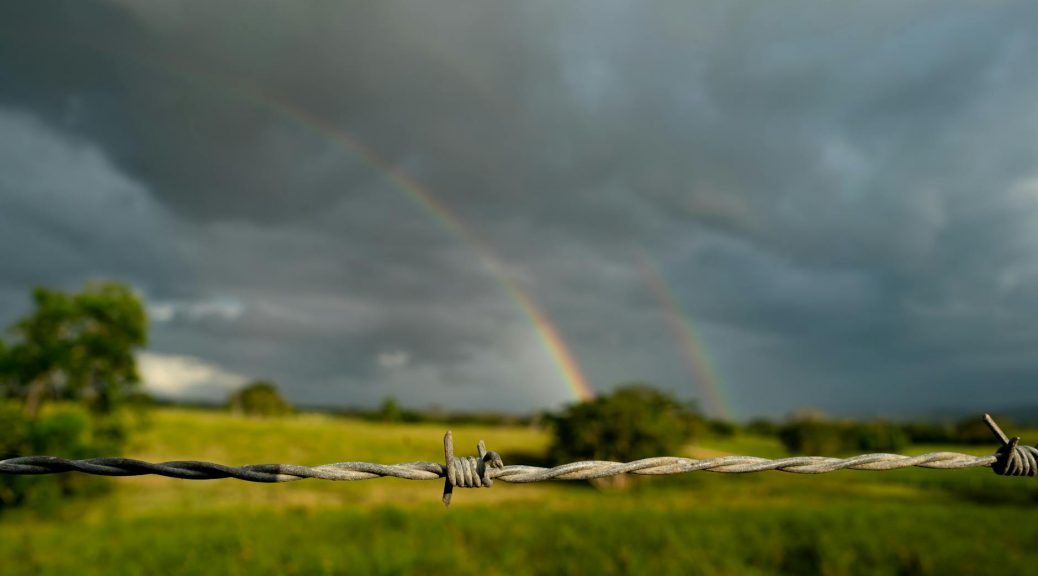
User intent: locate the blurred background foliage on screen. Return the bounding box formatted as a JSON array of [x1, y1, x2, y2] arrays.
[[547, 383, 703, 464], [0, 282, 146, 510], [228, 380, 293, 417], [0, 282, 147, 416], [0, 403, 124, 509]]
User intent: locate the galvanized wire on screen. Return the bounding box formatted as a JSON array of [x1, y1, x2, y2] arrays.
[[0, 451, 1001, 482], [0, 414, 1032, 506]]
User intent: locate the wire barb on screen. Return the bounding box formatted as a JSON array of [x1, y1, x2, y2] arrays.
[[985, 413, 1038, 477], [442, 432, 503, 507], [0, 415, 1030, 504]]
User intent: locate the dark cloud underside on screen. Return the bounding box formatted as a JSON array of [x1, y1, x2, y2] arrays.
[[1, 0, 1038, 416]]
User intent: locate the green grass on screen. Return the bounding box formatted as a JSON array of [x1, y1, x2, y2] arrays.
[[1, 408, 1035, 575]]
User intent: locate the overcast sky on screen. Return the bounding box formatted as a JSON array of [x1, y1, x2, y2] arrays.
[[2, 1, 1038, 418]]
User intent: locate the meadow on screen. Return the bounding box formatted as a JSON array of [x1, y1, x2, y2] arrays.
[[0, 408, 1035, 575]]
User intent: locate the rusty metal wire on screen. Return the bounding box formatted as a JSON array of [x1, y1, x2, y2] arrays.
[[0, 414, 1032, 506]]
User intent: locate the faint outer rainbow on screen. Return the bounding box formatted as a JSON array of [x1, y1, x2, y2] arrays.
[[121, 49, 595, 404], [638, 254, 731, 418]]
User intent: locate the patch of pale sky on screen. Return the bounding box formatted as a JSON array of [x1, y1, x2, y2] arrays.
[[137, 351, 248, 402]]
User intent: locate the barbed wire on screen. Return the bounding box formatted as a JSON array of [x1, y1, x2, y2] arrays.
[[1, 413, 1033, 506]]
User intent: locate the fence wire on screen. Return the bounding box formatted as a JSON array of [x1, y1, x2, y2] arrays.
[[1, 413, 1033, 506]]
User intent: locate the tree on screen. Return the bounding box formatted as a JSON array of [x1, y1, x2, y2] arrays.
[[0, 282, 147, 417], [376, 395, 402, 422], [548, 383, 702, 465], [0, 282, 145, 510], [227, 380, 292, 416], [778, 417, 907, 456]]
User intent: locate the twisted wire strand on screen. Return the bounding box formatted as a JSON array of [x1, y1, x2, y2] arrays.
[[0, 414, 1029, 507], [0, 452, 999, 483], [0, 456, 444, 482]]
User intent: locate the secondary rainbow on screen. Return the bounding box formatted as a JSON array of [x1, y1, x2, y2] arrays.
[[638, 254, 732, 419]]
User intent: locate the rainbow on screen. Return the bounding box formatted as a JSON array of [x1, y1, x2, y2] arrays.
[[249, 95, 593, 403], [638, 254, 732, 419], [113, 48, 595, 404]]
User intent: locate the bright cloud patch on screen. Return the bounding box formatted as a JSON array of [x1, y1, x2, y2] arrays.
[[376, 349, 411, 369], [138, 351, 248, 402], [149, 298, 245, 323]]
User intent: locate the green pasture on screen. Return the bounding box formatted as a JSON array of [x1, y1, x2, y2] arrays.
[[1, 408, 1035, 575]]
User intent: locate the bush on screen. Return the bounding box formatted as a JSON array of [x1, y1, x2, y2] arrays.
[[707, 419, 737, 438], [953, 415, 1006, 444], [0, 403, 121, 511], [746, 418, 779, 436], [375, 396, 402, 422], [897, 415, 1007, 446], [227, 381, 292, 417], [778, 419, 847, 456], [547, 383, 702, 465], [899, 422, 954, 444], [778, 418, 907, 456]]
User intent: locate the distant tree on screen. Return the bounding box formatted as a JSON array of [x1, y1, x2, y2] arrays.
[[707, 418, 737, 438], [898, 421, 950, 444], [848, 422, 909, 452], [778, 419, 846, 455], [0, 282, 147, 417], [778, 418, 907, 456], [953, 415, 1008, 444], [746, 418, 779, 437], [228, 380, 292, 416], [548, 383, 702, 466], [376, 395, 402, 422]]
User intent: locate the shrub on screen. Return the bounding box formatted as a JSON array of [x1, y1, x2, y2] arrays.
[[227, 380, 292, 417], [746, 418, 780, 436], [547, 383, 702, 465], [375, 396, 402, 422], [778, 419, 847, 456], [778, 418, 907, 456], [0, 402, 120, 511], [707, 418, 737, 438], [899, 422, 954, 444], [953, 415, 1007, 444]]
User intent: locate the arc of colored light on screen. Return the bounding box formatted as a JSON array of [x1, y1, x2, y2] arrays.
[[253, 95, 593, 403], [507, 288, 595, 402], [638, 255, 731, 419], [112, 47, 595, 404]]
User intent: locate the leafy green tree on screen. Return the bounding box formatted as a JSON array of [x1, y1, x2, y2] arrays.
[[376, 395, 402, 422], [228, 380, 293, 416], [0, 281, 144, 510], [548, 383, 702, 465], [0, 282, 147, 417]]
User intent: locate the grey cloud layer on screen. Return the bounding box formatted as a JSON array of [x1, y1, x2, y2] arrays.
[[1, 1, 1037, 415]]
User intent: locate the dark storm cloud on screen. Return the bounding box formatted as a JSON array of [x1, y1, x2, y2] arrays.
[[2, 0, 1038, 415]]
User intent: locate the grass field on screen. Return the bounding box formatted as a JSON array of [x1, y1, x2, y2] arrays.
[[1, 408, 1036, 575]]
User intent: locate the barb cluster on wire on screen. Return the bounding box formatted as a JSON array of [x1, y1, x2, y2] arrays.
[[1, 413, 1034, 506]]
